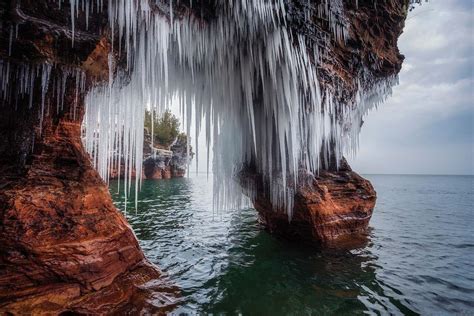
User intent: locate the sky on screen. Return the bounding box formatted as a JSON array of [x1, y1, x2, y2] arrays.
[[175, 0, 473, 176], [349, 0, 474, 175]]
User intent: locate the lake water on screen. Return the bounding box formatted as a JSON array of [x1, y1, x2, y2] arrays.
[[109, 174, 474, 315]]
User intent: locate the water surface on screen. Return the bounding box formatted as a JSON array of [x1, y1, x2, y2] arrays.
[[110, 174, 474, 315]]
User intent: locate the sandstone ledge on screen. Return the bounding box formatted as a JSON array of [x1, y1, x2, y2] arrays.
[[240, 162, 376, 247]]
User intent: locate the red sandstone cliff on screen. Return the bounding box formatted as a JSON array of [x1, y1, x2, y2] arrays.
[[0, 105, 177, 314], [0, 1, 177, 313]]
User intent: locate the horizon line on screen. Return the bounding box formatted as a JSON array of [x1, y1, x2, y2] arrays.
[[186, 171, 474, 177], [361, 173, 473, 176]]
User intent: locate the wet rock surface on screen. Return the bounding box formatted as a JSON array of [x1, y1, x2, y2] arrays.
[[112, 130, 192, 180], [240, 160, 376, 246], [237, 0, 408, 244], [0, 98, 178, 314], [0, 1, 177, 313]]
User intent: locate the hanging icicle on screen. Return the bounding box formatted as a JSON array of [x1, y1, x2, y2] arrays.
[[77, 0, 400, 220]]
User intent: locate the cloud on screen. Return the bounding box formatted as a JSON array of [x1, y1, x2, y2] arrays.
[[350, 0, 473, 175]]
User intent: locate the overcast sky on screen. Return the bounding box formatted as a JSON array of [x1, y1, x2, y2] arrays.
[[349, 0, 473, 175]]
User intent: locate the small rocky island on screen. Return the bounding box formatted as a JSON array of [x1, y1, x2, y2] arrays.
[[143, 133, 191, 179], [109, 110, 193, 180]]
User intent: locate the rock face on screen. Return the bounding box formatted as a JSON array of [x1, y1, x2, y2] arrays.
[[144, 135, 192, 179], [143, 149, 174, 180], [0, 104, 177, 313], [112, 131, 192, 180], [237, 0, 408, 245], [0, 1, 177, 313], [240, 160, 376, 246]]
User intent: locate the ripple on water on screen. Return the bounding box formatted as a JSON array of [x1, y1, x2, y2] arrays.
[[109, 175, 474, 315]]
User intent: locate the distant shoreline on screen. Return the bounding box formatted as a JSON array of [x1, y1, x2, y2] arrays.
[[137, 172, 474, 177], [362, 174, 474, 177]]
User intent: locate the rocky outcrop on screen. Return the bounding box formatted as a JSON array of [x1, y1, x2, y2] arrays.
[[240, 160, 376, 246], [144, 134, 192, 179], [0, 1, 176, 313], [111, 131, 192, 180], [0, 113, 177, 314], [143, 149, 174, 179], [237, 0, 408, 245]]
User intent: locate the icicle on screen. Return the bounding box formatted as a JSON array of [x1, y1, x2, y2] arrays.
[[8, 25, 13, 56], [0, 59, 86, 137], [75, 0, 399, 219], [39, 63, 51, 135], [70, 0, 76, 46]]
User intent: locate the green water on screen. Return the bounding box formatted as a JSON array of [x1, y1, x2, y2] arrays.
[[109, 175, 474, 315]]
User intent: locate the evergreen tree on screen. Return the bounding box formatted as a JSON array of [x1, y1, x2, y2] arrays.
[[145, 109, 180, 148]]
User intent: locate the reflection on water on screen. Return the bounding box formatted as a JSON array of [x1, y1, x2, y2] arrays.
[[109, 175, 474, 315]]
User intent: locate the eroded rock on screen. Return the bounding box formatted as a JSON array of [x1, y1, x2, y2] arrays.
[[0, 1, 177, 313], [240, 160, 376, 246]]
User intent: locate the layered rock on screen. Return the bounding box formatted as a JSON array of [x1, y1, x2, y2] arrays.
[[0, 1, 176, 313], [144, 134, 193, 179], [237, 0, 408, 245], [110, 131, 193, 180], [240, 160, 376, 246], [0, 102, 177, 313]]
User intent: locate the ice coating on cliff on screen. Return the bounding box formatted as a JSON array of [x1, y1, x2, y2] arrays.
[[80, 0, 400, 218], [0, 0, 402, 219]]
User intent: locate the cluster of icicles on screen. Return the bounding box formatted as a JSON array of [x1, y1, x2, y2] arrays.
[[1, 0, 398, 219], [0, 60, 86, 135], [80, 0, 397, 218]]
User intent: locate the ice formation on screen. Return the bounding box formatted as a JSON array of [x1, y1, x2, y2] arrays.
[[0, 60, 86, 131], [80, 0, 399, 218], [1, 0, 403, 219]]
